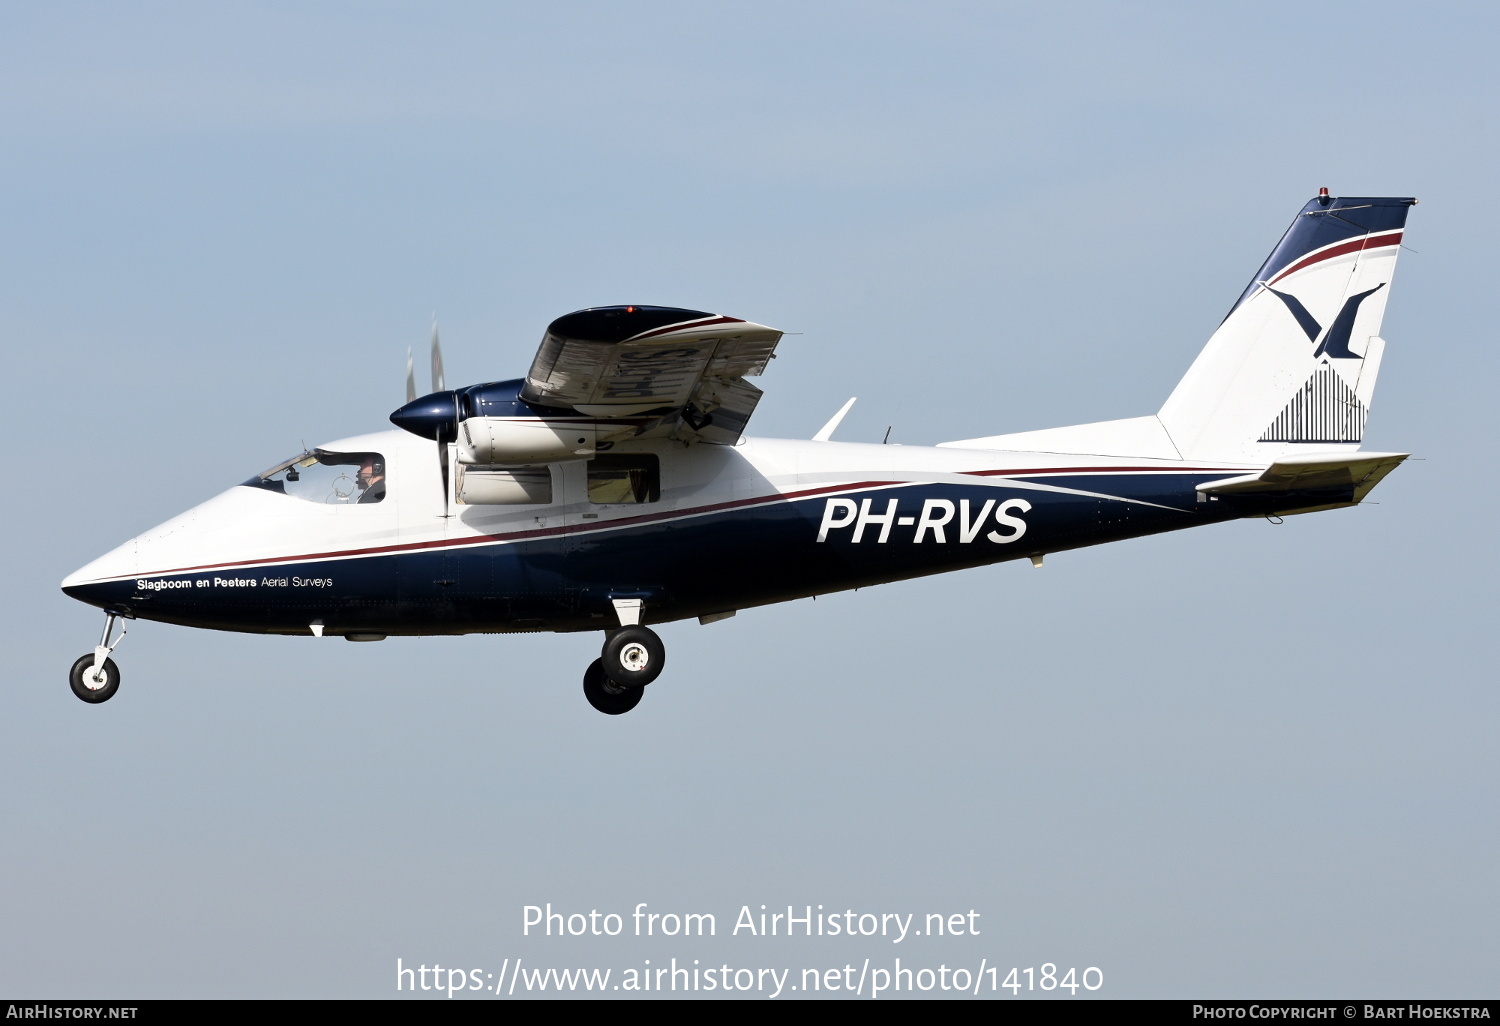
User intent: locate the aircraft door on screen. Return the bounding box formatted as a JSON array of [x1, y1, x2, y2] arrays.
[[396, 441, 480, 624], [529, 460, 582, 626], [432, 443, 466, 619]]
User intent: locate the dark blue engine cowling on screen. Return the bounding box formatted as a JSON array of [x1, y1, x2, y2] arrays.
[[389, 378, 585, 440], [391, 308, 715, 439]]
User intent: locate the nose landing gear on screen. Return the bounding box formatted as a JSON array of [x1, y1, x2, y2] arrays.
[[69, 612, 129, 704], [582, 609, 666, 715]]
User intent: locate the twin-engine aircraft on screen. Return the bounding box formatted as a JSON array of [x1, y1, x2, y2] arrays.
[[63, 191, 1417, 714]]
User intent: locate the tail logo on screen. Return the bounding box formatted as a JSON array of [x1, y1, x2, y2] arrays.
[[1255, 279, 1384, 443], [1259, 364, 1367, 444], [1264, 283, 1385, 361]]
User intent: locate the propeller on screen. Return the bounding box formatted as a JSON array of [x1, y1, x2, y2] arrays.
[[435, 318, 450, 516], [431, 319, 453, 517], [389, 318, 460, 518], [430, 317, 445, 392]]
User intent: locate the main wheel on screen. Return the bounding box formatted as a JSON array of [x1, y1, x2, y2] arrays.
[[69, 654, 120, 704], [582, 658, 643, 715], [600, 625, 665, 688]]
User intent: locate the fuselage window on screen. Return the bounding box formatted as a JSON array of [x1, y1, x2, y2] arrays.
[[456, 465, 553, 505], [587, 453, 660, 504], [246, 451, 387, 504]]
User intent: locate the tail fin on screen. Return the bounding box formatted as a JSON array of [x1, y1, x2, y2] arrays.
[[1158, 192, 1416, 462]]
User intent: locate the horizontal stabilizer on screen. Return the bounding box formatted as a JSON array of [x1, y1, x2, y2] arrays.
[[1196, 451, 1408, 513]]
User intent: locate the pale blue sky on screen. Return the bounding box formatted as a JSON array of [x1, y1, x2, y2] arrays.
[[1, 1, 1495, 998]]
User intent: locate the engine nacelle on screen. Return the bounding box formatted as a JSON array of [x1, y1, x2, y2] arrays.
[[457, 416, 600, 465]]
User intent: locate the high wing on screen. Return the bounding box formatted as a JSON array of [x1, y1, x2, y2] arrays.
[[520, 305, 784, 445]]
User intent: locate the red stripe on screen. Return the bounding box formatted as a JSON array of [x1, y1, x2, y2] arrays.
[[116, 466, 1244, 581], [124, 480, 889, 579], [964, 466, 1241, 477], [1267, 231, 1402, 285], [624, 315, 743, 342]]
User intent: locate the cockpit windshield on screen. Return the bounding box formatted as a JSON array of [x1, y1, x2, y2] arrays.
[[244, 450, 387, 504]]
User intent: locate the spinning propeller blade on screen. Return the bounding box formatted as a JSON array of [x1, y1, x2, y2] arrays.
[[388, 318, 457, 516], [440, 384, 460, 518], [430, 318, 445, 393], [435, 320, 454, 516]]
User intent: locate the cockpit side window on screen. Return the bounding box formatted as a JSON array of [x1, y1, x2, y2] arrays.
[[244, 451, 387, 504]]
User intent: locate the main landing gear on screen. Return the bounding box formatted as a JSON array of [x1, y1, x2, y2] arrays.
[[582, 621, 666, 715], [70, 611, 129, 704]]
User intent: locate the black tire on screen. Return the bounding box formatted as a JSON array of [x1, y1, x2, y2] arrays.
[[600, 625, 665, 688], [582, 659, 643, 715], [69, 654, 120, 704]]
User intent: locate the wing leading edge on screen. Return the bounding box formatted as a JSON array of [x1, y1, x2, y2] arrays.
[[521, 305, 784, 445]]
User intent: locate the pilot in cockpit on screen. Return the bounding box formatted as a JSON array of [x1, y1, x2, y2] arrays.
[[356, 455, 386, 504]]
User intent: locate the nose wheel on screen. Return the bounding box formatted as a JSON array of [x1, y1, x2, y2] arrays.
[[69, 611, 129, 704], [70, 654, 120, 703]]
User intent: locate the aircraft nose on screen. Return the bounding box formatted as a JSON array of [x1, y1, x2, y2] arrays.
[[61, 538, 138, 606]]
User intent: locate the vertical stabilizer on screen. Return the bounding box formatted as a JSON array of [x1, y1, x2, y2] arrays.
[[1158, 193, 1415, 462]]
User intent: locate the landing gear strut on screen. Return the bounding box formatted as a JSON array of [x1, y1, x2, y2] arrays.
[[70, 612, 128, 704], [582, 620, 666, 715]]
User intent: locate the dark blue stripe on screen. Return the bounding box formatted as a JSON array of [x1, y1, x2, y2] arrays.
[[62, 474, 1349, 636], [1224, 195, 1414, 320]]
